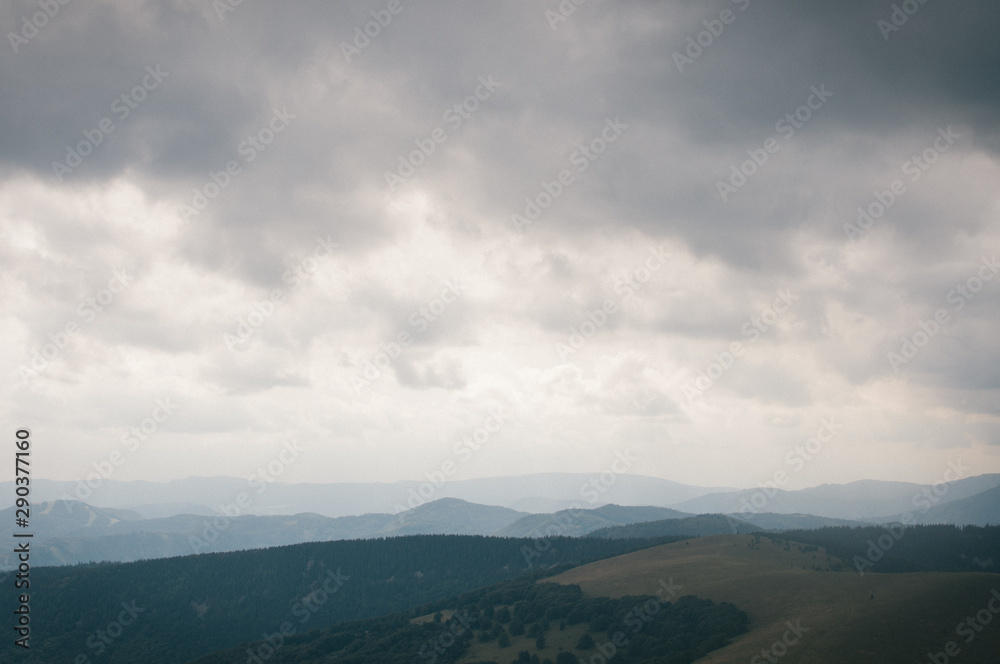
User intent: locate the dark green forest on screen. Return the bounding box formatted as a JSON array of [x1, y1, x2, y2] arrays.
[[0, 534, 682, 664], [191, 573, 748, 664], [586, 515, 761, 539], [777, 524, 1000, 573]]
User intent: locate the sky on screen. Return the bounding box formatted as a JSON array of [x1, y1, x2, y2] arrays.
[[2, 0, 999, 493]]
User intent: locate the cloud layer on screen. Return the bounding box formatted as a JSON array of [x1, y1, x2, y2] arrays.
[[3, 0, 999, 491]]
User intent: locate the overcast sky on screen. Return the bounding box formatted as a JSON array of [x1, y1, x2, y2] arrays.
[[3, 0, 999, 492]]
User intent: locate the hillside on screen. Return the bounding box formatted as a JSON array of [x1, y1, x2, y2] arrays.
[[189, 571, 748, 664], [587, 514, 761, 539], [550, 534, 1000, 663], [498, 504, 691, 538], [730, 512, 862, 530], [0, 499, 526, 566], [871, 484, 1000, 526], [0, 534, 680, 664], [5, 499, 689, 567], [775, 524, 1000, 574], [381, 497, 526, 535], [673, 473, 1000, 521]]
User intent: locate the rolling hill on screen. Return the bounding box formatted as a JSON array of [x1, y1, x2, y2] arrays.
[[586, 514, 761, 539], [870, 483, 1000, 526], [0, 534, 681, 664], [673, 473, 1000, 521], [0, 499, 696, 567], [550, 534, 1000, 662], [497, 504, 692, 538], [0, 498, 526, 566]]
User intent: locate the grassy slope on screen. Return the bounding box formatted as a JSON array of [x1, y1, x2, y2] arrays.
[[549, 534, 1000, 663]]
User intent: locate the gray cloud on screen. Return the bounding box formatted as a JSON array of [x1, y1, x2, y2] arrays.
[[2, 0, 999, 488]]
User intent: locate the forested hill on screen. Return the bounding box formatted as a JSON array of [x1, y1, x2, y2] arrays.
[[190, 572, 748, 664], [0, 534, 683, 664], [779, 524, 1000, 574], [586, 514, 761, 539]]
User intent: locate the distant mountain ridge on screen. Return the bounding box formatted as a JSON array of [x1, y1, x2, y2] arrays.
[[869, 483, 1000, 526], [0, 473, 734, 518], [3, 473, 997, 568], [673, 473, 1000, 520], [0, 499, 687, 567], [498, 504, 692, 537]]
